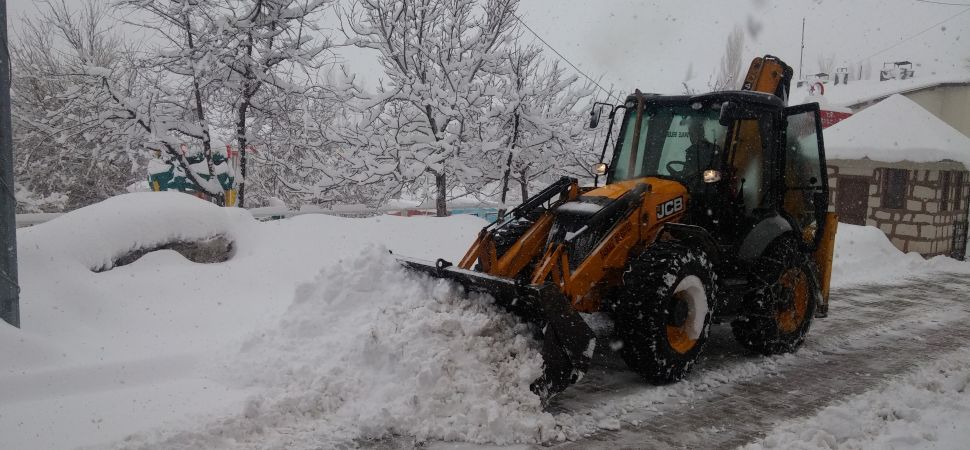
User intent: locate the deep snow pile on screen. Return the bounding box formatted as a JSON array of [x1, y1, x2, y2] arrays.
[[237, 253, 550, 444], [120, 250, 555, 448], [1, 192, 492, 450], [3, 192, 250, 372], [831, 223, 969, 287], [743, 347, 970, 450], [18, 191, 245, 271]]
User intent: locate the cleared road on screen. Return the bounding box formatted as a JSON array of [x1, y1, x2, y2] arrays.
[[361, 273, 970, 450], [549, 273, 970, 449]]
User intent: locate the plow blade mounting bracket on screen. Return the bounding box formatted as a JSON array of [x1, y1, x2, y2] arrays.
[[397, 256, 596, 398]]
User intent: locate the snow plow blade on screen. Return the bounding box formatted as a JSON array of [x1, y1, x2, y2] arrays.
[[397, 256, 596, 398]]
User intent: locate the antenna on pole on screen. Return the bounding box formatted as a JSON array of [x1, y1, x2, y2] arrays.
[[799, 18, 806, 82]]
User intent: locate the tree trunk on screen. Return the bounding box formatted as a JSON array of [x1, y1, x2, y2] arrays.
[[498, 111, 521, 219], [519, 169, 529, 202], [435, 172, 447, 217], [236, 15, 260, 208], [498, 151, 513, 218], [184, 14, 209, 156], [184, 13, 218, 205], [236, 99, 249, 208]]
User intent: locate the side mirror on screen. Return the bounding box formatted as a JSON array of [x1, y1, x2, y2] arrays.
[[718, 101, 754, 126], [593, 163, 608, 176], [589, 104, 605, 129]]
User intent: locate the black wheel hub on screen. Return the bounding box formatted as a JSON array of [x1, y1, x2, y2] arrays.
[[773, 283, 795, 312], [668, 295, 690, 327]]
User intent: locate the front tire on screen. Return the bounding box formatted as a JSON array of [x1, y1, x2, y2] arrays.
[[732, 237, 820, 354], [613, 241, 717, 383]]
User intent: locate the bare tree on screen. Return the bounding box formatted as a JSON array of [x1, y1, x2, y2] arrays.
[[11, 0, 148, 210], [344, 0, 519, 216], [713, 25, 745, 91], [488, 46, 593, 209], [682, 62, 698, 94], [118, 0, 224, 160], [17, 0, 347, 209], [816, 53, 836, 76]]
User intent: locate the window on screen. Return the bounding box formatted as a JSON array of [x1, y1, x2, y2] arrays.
[[954, 172, 965, 211], [783, 107, 824, 237], [881, 168, 908, 209], [611, 104, 727, 184], [941, 171, 951, 212], [730, 118, 770, 213]]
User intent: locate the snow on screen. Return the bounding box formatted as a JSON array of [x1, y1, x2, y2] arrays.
[[17, 191, 244, 272], [146, 158, 172, 176], [212, 160, 232, 176], [2, 192, 970, 449], [1, 192, 489, 449], [189, 161, 212, 177], [557, 201, 605, 215], [120, 250, 554, 448], [742, 347, 970, 450], [822, 94, 970, 168], [789, 73, 970, 110], [830, 223, 970, 287]]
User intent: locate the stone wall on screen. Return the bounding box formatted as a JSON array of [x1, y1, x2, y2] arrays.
[[827, 159, 969, 258]]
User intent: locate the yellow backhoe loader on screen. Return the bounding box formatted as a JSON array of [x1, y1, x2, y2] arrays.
[[400, 55, 838, 397]]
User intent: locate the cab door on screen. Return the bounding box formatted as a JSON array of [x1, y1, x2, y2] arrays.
[[782, 103, 828, 249]]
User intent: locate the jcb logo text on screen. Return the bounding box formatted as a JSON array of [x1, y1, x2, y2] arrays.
[[656, 196, 684, 220]]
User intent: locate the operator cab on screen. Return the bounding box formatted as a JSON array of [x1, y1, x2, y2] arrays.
[[599, 90, 829, 253]]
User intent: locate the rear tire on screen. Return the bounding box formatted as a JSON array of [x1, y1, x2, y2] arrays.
[[732, 236, 819, 354], [613, 241, 717, 383]]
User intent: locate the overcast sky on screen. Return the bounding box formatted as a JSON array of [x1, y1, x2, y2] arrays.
[[6, 0, 970, 100], [513, 0, 970, 99]]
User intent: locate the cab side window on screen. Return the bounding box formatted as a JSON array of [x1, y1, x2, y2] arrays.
[[783, 106, 825, 243], [729, 118, 770, 214]]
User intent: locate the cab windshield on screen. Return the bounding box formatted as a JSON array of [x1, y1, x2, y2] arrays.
[[611, 104, 727, 185]]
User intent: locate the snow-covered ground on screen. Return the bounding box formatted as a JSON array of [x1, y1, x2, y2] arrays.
[[744, 347, 970, 450], [1, 193, 968, 449], [1, 193, 492, 449]]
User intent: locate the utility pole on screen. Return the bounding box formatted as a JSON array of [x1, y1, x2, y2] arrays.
[[0, 0, 20, 328], [799, 18, 806, 82]]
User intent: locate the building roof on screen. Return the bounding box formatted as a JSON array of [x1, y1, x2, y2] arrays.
[[823, 94, 970, 168], [790, 73, 970, 109]]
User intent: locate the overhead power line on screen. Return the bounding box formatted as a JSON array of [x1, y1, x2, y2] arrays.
[[510, 13, 621, 102], [915, 0, 970, 6], [858, 5, 970, 62]]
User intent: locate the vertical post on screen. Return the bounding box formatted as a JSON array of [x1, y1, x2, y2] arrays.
[[798, 18, 806, 82], [0, 0, 20, 328]]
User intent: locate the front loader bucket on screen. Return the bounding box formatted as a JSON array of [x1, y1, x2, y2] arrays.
[[397, 256, 596, 398]]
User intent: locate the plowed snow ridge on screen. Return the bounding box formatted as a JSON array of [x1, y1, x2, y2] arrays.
[[120, 248, 558, 449]]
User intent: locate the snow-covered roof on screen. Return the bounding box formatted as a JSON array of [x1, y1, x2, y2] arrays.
[[790, 73, 970, 109], [823, 94, 970, 168]]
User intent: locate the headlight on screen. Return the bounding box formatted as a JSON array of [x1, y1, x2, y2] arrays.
[[593, 163, 608, 176], [703, 169, 722, 183]]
